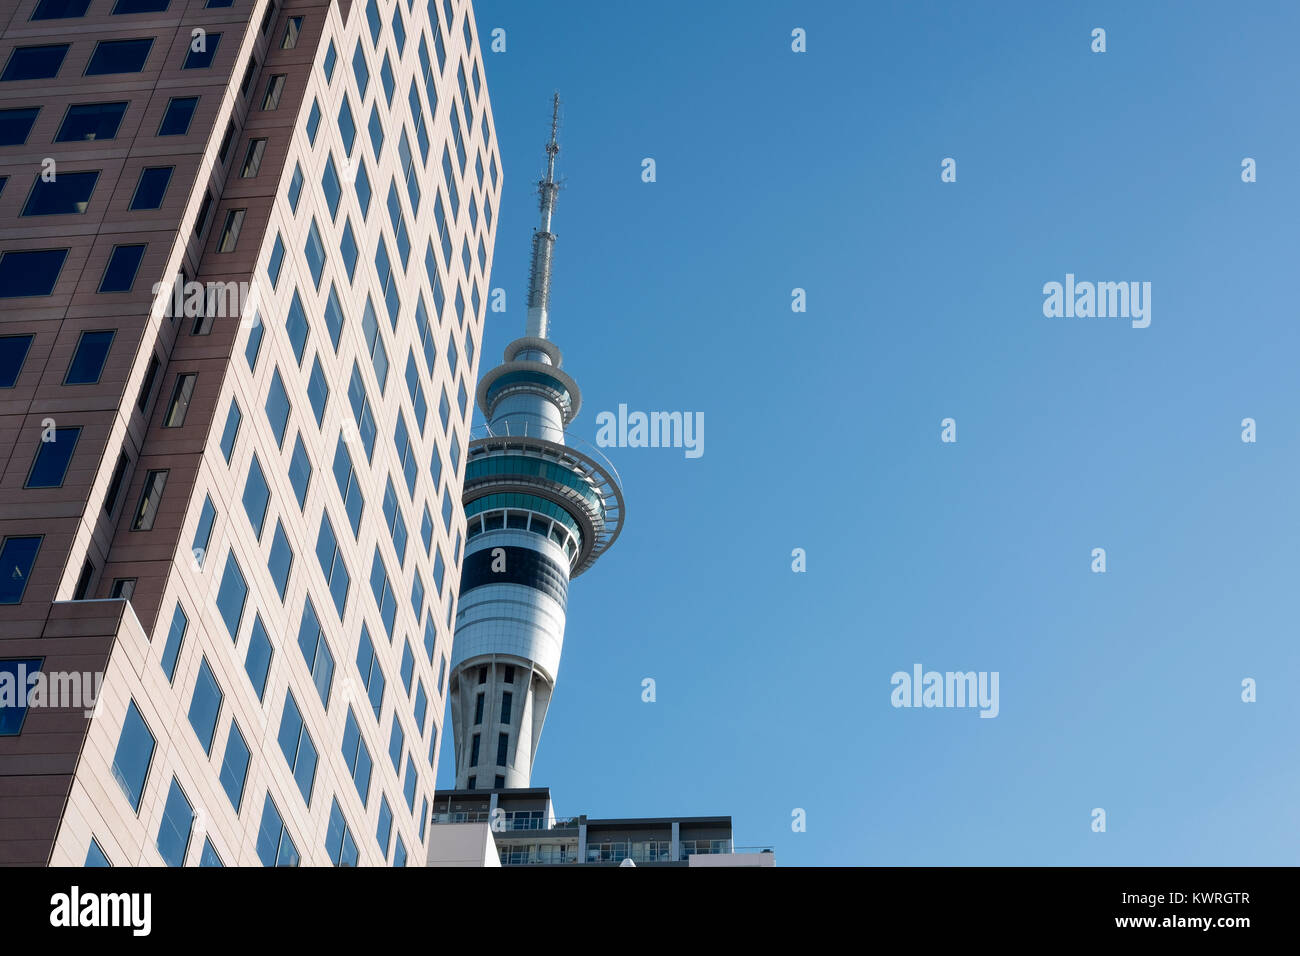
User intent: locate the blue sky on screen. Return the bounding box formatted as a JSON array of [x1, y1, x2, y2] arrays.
[[440, 1, 1300, 864]]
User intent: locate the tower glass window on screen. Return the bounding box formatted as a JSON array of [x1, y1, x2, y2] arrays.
[[110, 700, 155, 812], [25, 427, 81, 488], [56, 102, 127, 142], [86, 38, 153, 75]]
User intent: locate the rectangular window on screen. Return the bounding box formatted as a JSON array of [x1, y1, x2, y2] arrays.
[[22, 170, 98, 216], [156, 777, 193, 866], [268, 520, 294, 600], [469, 733, 479, 767], [281, 16, 304, 50], [33, 0, 92, 18], [192, 190, 215, 243], [219, 721, 250, 812], [316, 514, 350, 617], [158, 96, 198, 136], [217, 209, 245, 253], [55, 102, 127, 143], [289, 435, 312, 509], [242, 454, 270, 538], [496, 733, 508, 767], [187, 656, 223, 754], [25, 426, 80, 488], [0, 335, 33, 388], [277, 692, 318, 805], [244, 615, 273, 700], [332, 438, 365, 537], [473, 692, 483, 725], [2, 44, 69, 81], [355, 625, 385, 720], [219, 400, 241, 463], [326, 799, 360, 867], [266, 368, 291, 445], [162, 373, 196, 428], [87, 38, 153, 75], [210, 550, 247, 634], [97, 244, 145, 293], [130, 469, 167, 531], [0, 659, 42, 735], [296, 597, 335, 708], [109, 578, 135, 600], [181, 33, 221, 69], [262, 73, 287, 110], [110, 700, 155, 812], [192, 495, 215, 569], [130, 167, 172, 210], [342, 708, 374, 804], [159, 603, 186, 682], [113, 0, 170, 12], [256, 794, 300, 866], [241, 138, 268, 177]]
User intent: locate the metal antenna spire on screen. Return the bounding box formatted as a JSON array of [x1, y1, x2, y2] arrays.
[[525, 92, 561, 339]]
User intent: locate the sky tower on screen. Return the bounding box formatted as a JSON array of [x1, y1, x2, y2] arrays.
[[448, 96, 624, 790]]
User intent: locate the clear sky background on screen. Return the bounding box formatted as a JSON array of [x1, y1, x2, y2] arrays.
[[438, 0, 1300, 864]]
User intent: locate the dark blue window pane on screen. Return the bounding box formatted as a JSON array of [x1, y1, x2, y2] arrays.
[[158, 96, 198, 135], [86, 38, 153, 76], [98, 244, 145, 292], [242, 455, 270, 537], [324, 285, 345, 349], [2, 45, 69, 82], [244, 616, 273, 701], [289, 436, 312, 508], [129, 166, 172, 209], [322, 157, 341, 218], [0, 658, 42, 735], [0, 536, 40, 604], [32, 0, 92, 18], [0, 335, 33, 388], [181, 32, 221, 69], [0, 107, 39, 145], [110, 700, 155, 812], [245, 314, 264, 370], [113, 0, 170, 12], [22, 171, 99, 217], [288, 163, 304, 209], [340, 220, 358, 279], [160, 603, 186, 682], [55, 102, 127, 143], [308, 358, 329, 424], [187, 657, 222, 754], [156, 777, 193, 866], [304, 220, 326, 288], [26, 427, 80, 488]]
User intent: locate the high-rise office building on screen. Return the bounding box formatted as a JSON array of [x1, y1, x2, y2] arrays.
[[446, 96, 624, 791], [0, 0, 499, 867]]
